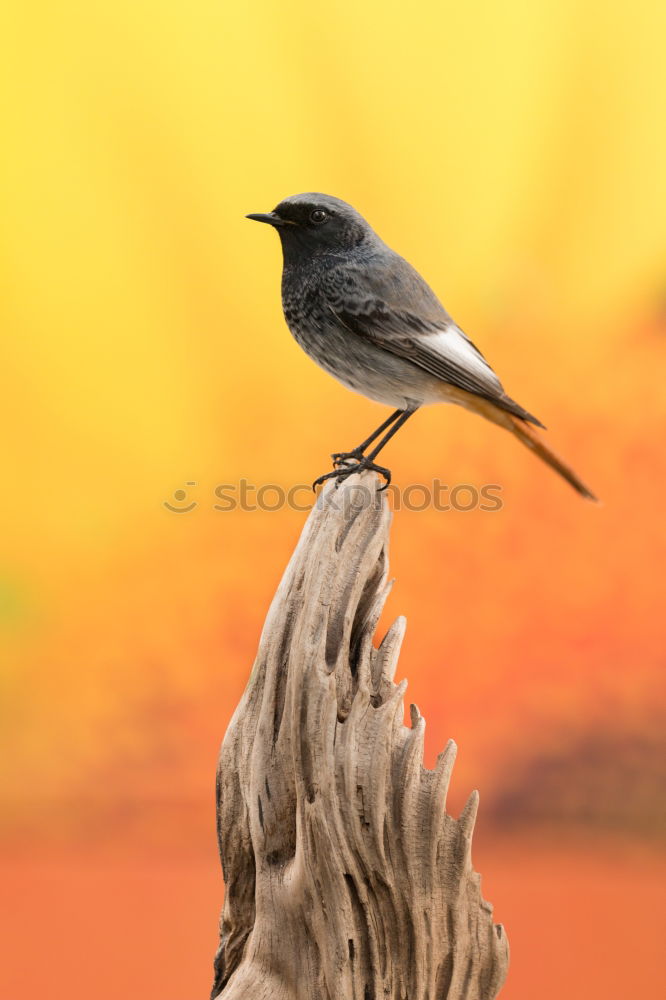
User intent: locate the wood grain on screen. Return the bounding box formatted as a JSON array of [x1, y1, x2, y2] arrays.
[[212, 473, 509, 999]]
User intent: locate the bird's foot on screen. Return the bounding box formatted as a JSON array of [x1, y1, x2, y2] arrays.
[[312, 457, 392, 492], [331, 447, 364, 468]]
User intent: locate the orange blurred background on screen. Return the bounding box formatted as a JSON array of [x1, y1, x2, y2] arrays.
[[1, 2, 665, 997]]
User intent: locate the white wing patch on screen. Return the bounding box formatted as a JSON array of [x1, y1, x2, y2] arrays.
[[424, 326, 502, 393]]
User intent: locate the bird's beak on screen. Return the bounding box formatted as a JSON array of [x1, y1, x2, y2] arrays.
[[245, 212, 294, 228]]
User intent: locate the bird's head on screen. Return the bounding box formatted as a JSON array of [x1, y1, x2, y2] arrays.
[[246, 193, 373, 258]]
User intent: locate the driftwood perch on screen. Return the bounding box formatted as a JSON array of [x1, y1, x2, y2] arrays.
[[212, 473, 509, 999]]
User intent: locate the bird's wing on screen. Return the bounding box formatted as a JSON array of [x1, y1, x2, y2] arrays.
[[327, 253, 543, 425], [333, 301, 502, 399]]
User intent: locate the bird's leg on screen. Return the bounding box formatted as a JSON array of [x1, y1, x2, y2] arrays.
[[365, 408, 416, 461], [331, 409, 404, 467], [314, 409, 417, 491]]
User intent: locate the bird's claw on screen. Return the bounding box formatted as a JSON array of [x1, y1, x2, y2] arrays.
[[331, 448, 364, 468], [312, 458, 392, 492]]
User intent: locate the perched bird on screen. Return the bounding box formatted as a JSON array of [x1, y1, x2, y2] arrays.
[[247, 193, 596, 500]]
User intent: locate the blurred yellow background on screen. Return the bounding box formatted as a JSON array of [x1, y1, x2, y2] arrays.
[[1, 2, 665, 998]]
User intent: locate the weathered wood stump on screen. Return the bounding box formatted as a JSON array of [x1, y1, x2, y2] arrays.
[[212, 473, 508, 999]]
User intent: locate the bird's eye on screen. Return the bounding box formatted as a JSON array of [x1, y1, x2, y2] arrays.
[[310, 209, 328, 224]]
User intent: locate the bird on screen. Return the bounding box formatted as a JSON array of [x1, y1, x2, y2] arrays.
[[246, 193, 596, 500]]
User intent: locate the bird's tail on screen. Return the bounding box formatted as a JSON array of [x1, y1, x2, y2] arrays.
[[507, 413, 597, 501], [460, 393, 597, 501]]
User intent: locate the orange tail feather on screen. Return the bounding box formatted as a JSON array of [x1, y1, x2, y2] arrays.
[[507, 414, 597, 501], [450, 389, 598, 501]]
